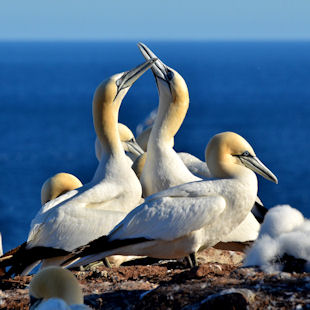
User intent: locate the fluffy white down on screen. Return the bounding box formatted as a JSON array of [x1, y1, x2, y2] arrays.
[[259, 205, 304, 238], [244, 205, 310, 272]]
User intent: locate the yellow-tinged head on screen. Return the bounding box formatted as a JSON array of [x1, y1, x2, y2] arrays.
[[41, 173, 82, 205], [92, 59, 156, 152], [29, 267, 83, 307], [205, 132, 278, 183]]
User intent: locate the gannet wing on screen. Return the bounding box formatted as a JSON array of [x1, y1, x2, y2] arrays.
[[178, 152, 212, 179], [39, 189, 80, 213], [110, 193, 226, 241], [27, 204, 127, 251], [145, 179, 219, 202]]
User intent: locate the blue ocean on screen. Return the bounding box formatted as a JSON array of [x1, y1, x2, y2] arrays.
[[0, 41, 309, 252]]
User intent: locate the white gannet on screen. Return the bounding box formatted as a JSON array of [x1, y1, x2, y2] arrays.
[[62, 131, 277, 268], [40, 126, 144, 267], [29, 266, 89, 309], [0, 59, 155, 276], [137, 43, 266, 249], [95, 123, 144, 163], [138, 43, 201, 197]]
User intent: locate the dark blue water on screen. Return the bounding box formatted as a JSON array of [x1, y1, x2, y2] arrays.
[[0, 41, 310, 252]]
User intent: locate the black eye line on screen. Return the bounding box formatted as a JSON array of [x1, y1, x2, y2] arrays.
[[233, 151, 253, 158]]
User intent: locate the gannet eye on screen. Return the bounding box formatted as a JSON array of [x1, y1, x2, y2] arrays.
[[129, 138, 135, 143], [166, 69, 174, 81], [116, 79, 121, 88], [242, 151, 251, 157]]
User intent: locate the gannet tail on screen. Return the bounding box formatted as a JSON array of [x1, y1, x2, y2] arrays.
[[251, 197, 268, 224], [62, 235, 151, 268], [0, 242, 69, 277]]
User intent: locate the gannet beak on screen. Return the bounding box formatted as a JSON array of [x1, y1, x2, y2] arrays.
[[240, 155, 278, 184], [125, 140, 145, 157], [115, 58, 157, 99], [137, 42, 171, 84]]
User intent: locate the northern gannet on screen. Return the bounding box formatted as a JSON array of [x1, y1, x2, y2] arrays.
[[62, 132, 278, 268], [138, 43, 201, 197], [29, 266, 89, 309], [137, 43, 265, 249], [0, 59, 155, 276]]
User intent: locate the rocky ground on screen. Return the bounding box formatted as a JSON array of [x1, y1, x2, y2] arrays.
[[1, 248, 310, 309]]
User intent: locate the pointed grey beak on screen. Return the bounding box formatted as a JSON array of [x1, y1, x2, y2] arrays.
[[241, 156, 278, 184], [115, 58, 157, 99], [122, 140, 145, 157], [137, 42, 170, 83]]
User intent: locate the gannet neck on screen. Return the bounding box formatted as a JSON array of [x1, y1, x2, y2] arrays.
[[41, 173, 83, 205], [93, 58, 156, 159], [95, 123, 143, 162], [92, 79, 123, 157], [29, 267, 83, 306], [149, 69, 189, 146]]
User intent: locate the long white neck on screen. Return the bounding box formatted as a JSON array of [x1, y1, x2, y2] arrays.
[[92, 84, 124, 158], [148, 84, 189, 149]]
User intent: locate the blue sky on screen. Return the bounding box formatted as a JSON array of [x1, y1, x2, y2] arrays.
[[1, 0, 310, 41]]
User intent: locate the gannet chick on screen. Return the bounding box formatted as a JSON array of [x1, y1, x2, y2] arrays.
[[244, 205, 310, 273], [62, 131, 277, 268], [29, 267, 89, 309], [95, 123, 144, 162], [41, 173, 83, 205], [0, 58, 156, 276]]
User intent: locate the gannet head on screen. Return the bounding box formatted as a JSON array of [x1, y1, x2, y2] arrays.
[[29, 267, 83, 308], [94, 58, 157, 110], [138, 42, 189, 104], [95, 123, 144, 161], [92, 59, 156, 150], [205, 132, 278, 183], [118, 123, 144, 157], [41, 173, 83, 205]]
